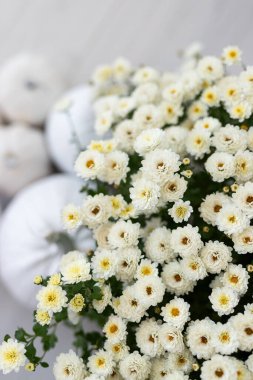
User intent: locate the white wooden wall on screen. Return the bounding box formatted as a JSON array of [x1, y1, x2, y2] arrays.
[[1, 1, 253, 378]]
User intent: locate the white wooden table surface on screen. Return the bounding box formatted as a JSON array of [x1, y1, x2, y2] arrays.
[[1, 0, 253, 378]]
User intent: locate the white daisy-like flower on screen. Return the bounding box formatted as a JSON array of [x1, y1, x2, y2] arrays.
[[228, 101, 252, 122], [135, 259, 158, 280], [135, 275, 166, 308], [59, 251, 86, 272], [160, 174, 188, 203], [230, 312, 253, 351], [246, 353, 253, 373], [88, 349, 114, 377], [200, 241, 232, 274], [199, 192, 231, 226], [95, 110, 114, 135], [201, 87, 220, 107], [150, 357, 171, 380], [181, 255, 207, 281], [162, 261, 195, 296], [130, 178, 160, 212], [200, 354, 237, 380], [108, 220, 140, 248], [233, 182, 253, 217], [115, 96, 136, 118], [103, 315, 127, 343], [197, 56, 224, 82], [93, 285, 112, 314], [132, 66, 160, 85], [194, 117, 221, 133], [222, 46, 242, 66], [74, 150, 105, 180], [216, 203, 249, 235], [104, 340, 129, 362], [35, 309, 52, 326], [69, 293, 85, 313], [221, 264, 249, 295], [115, 247, 141, 282], [136, 319, 163, 357], [53, 350, 87, 380], [114, 120, 139, 154], [93, 65, 113, 84], [186, 129, 211, 159], [62, 204, 82, 230], [187, 100, 208, 121], [212, 124, 247, 154], [186, 318, 215, 360], [0, 339, 26, 375], [209, 286, 239, 316], [235, 150, 253, 182], [119, 351, 151, 380], [170, 224, 203, 257], [213, 322, 239, 355], [168, 200, 193, 223], [116, 286, 146, 323], [161, 297, 190, 330], [167, 349, 194, 374], [144, 227, 174, 264], [231, 359, 252, 380], [134, 128, 165, 155], [205, 152, 235, 182], [103, 150, 129, 185], [162, 82, 184, 103], [158, 324, 184, 353], [61, 259, 91, 284], [232, 226, 253, 254], [164, 126, 188, 155], [132, 82, 160, 106], [82, 194, 110, 228], [160, 101, 184, 125], [133, 104, 164, 130], [91, 249, 117, 280], [113, 57, 132, 80], [36, 285, 68, 313], [247, 126, 253, 151]]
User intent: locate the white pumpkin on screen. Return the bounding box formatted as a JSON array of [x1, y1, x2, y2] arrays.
[[0, 124, 51, 197], [46, 85, 96, 173], [0, 174, 94, 308], [0, 54, 66, 125]]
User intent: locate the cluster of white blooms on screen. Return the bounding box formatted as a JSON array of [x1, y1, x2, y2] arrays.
[[1, 45, 253, 380]]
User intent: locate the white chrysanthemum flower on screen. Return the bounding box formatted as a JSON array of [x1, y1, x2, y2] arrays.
[[235, 150, 253, 182], [246, 353, 253, 372], [186, 318, 215, 360], [140, 217, 164, 238], [160, 174, 187, 203], [115, 247, 141, 282], [167, 349, 194, 374], [228, 101, 252, 122], [150, 357, 171, 380], [136, 319, 163, 357], [88, 138, 118, 154], [115, 96, 136, 118], [133, 66, 160, 85], [93, 285, 112, 314], [108, 220, 140, 248], [186, 129, 211, 159], [209, 286, 239, 316], [232, 226, 253, 254], [113, 57, 132, 80], [130, 178, 160, 212], [160, 101, 184, 124], [103, 315, 127, 343], [94, 223, 113, 249], [162, 83, 184, 103], [135, 259, 158, 280], [94, 95, 117, 115], [119, 351, 151, 380], [93, 64, 113, 84], [61, 259, 91, 284], [169, 200, 193, 223], [74, 150, 105, 180], [247, 126, 253, 151], [82, 194, 110, 228], [133, 104, 164, 130], [205, 152, 235, 182], [212, 124, 247, 154], [145, 227, 174, 264], [114, 120, 139, 154], [103, 151, 129, 185], [60, 251, 86, 271], [161, 297, 190, 330], [170, 224, 203, 257], [181, 255, 207, 281], [218, 76, 242, 105], [159, 324, 184, 353], [36, 285, 67, 313], [62, 204, 82, 230], [53, 350, 87, 380], [197, 56, 224, 82], [69, 293, 85, 313], [0, 339, 26, 375], [91, 249, 117, 280], [95, 110, 114, 135], [35, 309, 52, 326], [200, 354, 237, 380], [141, 149, 181, 184], [213, 322, 239, 355], [221, 264, 249, 295], [201, 87, 220, 107], [132, 82, 160, 106], [134, 128, 165, 155], [222, 46, 242, 65], [135, 275, 166, 308], [116, 286, 146, 323], [162, 261, 195, 296], [104, 340, 129, 362], [187, 100, 208, 121], [230, 312, 253, 351], [231, 358, 252, 380], [233, 182, 253, 217], [194, 117, 221, 133], [200, 241, 232, 274], [88, 350, 114, 377], [164, 126, 188, 155], [216, 204, 249, 235], [199, 192, 231, 226]]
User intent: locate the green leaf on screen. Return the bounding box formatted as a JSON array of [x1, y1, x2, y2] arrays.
[[54, 308, 68, 322], [3, 334, 11, 342], [33, 323, 48, 337], [40, 362, 49, 368], [42, 333, 58, 351], [91, 286, 102, 300], [15, 328, 27, 342], [26, 342, 36, 361]]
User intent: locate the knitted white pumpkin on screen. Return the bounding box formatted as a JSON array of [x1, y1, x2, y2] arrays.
[[0, 124, 51, 197], [0, 54, 66, 125], [0, 174, 94, 308], [46, 85, 96, 172]]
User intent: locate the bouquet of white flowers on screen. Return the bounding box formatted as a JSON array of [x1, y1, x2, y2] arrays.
[[1, 45, 253, 380]]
